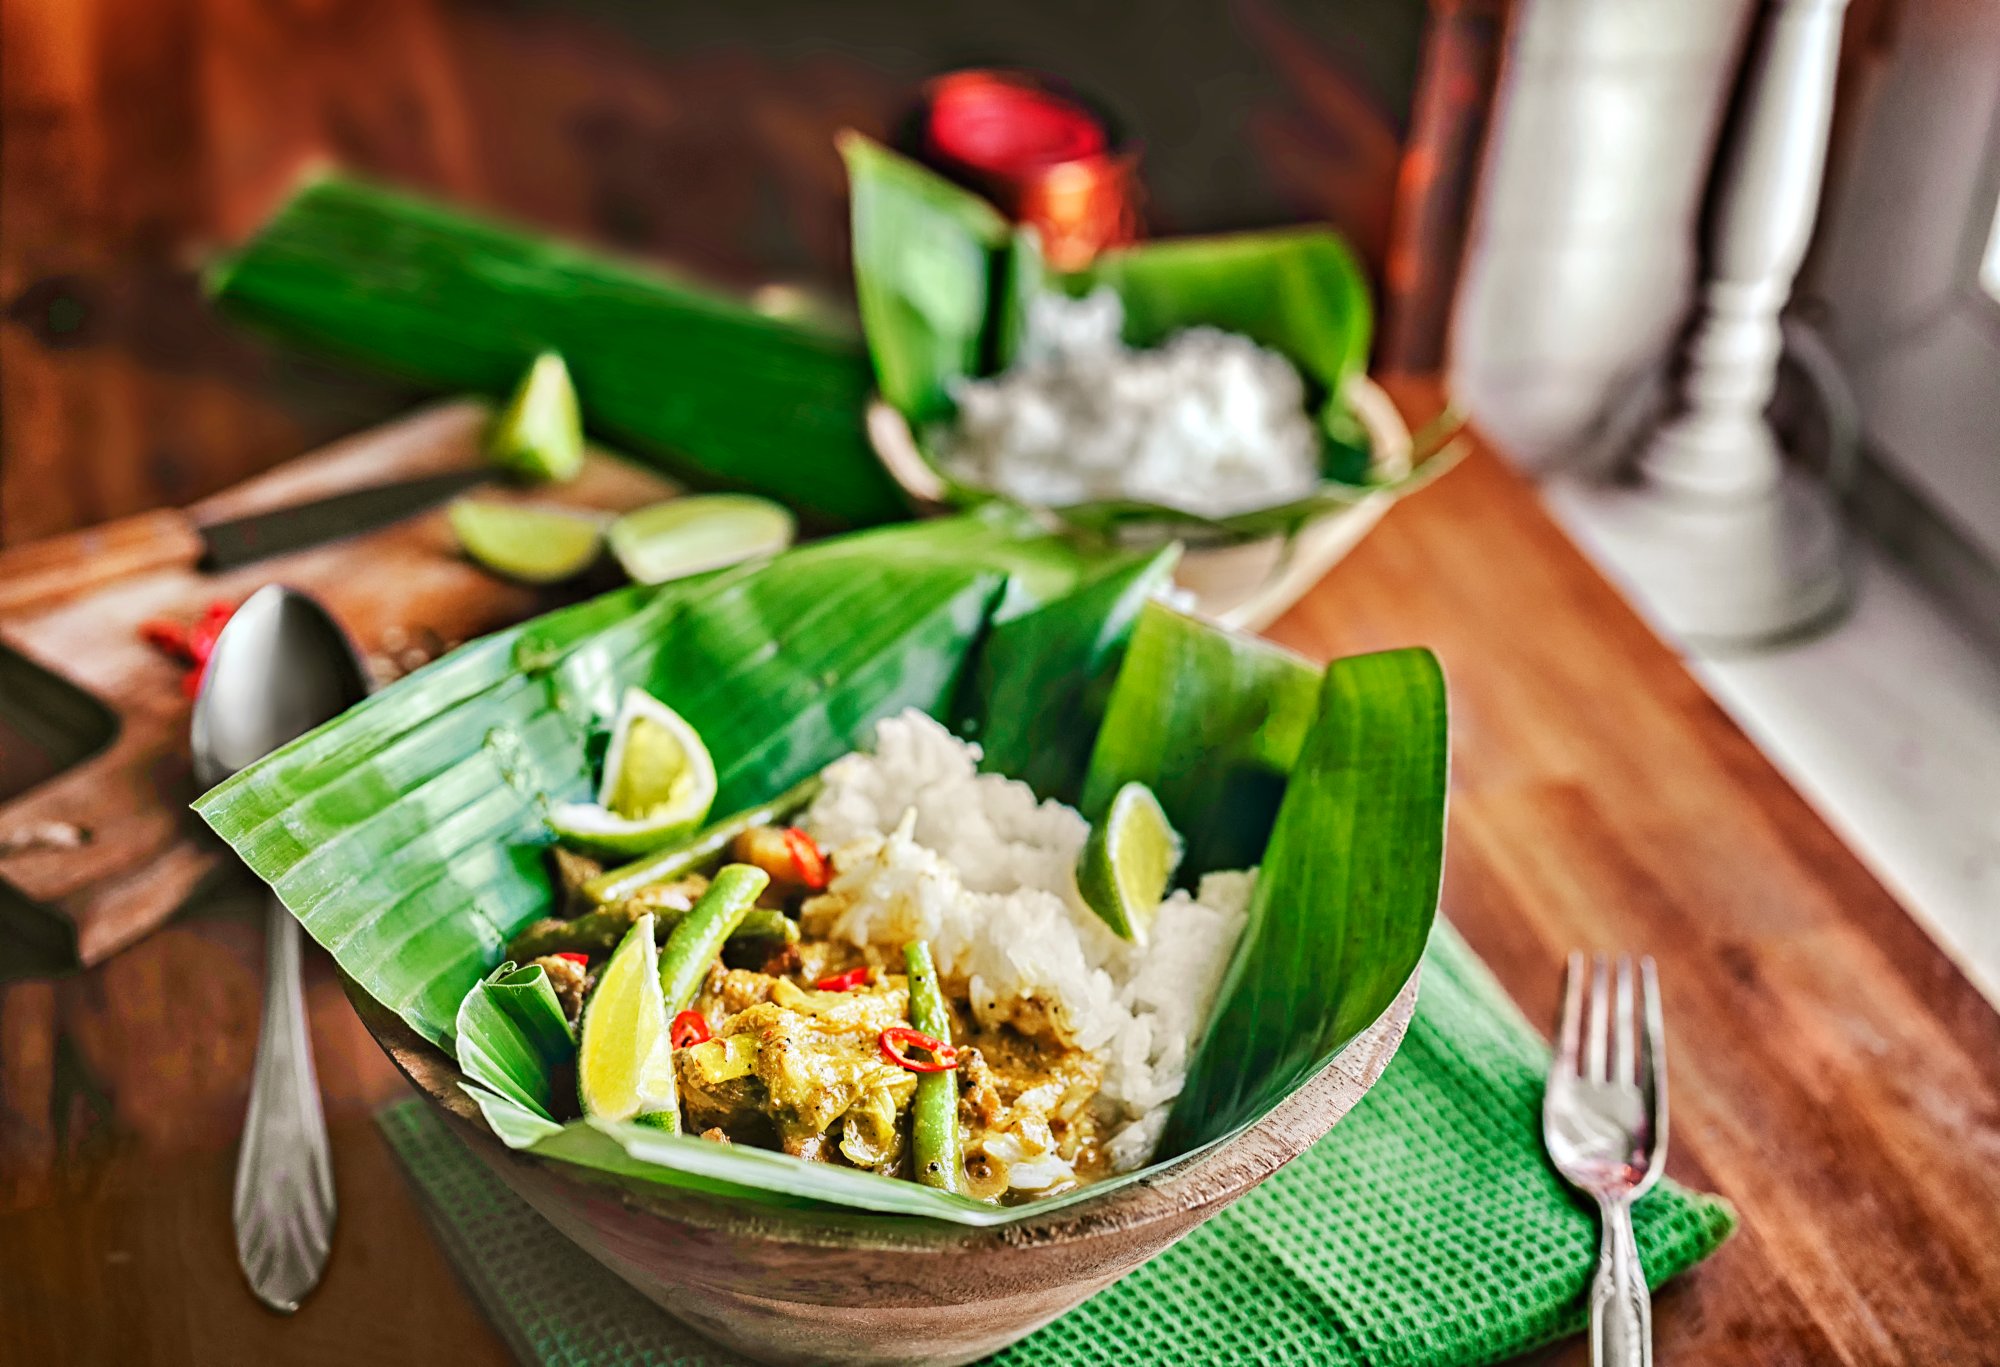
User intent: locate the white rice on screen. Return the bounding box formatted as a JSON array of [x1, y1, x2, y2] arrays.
[[937, 287, 1322, 517], [801, 710, 1251, 1185]]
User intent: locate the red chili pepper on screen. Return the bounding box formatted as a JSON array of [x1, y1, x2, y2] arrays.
[[815, 965, 872, 993], [670, 1010, 711, 1049], [138, 619, 194, 659], [552, 951, 589, 966], [141, 600, 237, 699], [880, 1027, 958, 1073], [781, 827, 828, 891], [186, 601, 235, 665]]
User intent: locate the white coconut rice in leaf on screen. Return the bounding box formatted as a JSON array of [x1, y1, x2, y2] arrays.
[[937, 287, 1323, 516], [800, 710, 1251, 1186]]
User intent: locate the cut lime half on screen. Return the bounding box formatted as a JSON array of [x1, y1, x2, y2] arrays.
[[607, 495, 796, 586], [549, 687, 717, 856], [1077, 781, 1183, 945], [577, 913, 678, 1124], [448, 499, 605, 584], [488, 351, 585, 483]]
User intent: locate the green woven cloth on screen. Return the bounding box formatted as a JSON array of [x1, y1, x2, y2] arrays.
[[377, 923, 1734, 1366]]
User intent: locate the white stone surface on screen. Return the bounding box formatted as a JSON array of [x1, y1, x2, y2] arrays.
[[1548, 483, 2000, 1006]]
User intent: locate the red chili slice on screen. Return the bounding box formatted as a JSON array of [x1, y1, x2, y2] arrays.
[[815, 966, 872, 993], [880, 1027, 958, 1073], [138, 619, 194, 659], [142, 601, 238, 700], [552, 951, 589, 966], [781, 827, 828, 891], [670, 1010, 711, 1049]]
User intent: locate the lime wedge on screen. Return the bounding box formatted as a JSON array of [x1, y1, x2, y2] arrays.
[[1077, 781, 1183, 945], [488, 351, 585, 483], [448, 499, 604, 583], [607, 495, 796, 586], [577, 913, 678, 1123], [549, 688, 717, 855]]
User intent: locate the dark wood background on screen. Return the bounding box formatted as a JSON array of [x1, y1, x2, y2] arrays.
[[0, 0, 1433, 549]]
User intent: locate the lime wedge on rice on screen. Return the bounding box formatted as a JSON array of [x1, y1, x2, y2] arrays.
[[549, 687, 717, 855], [607, 495, 795, 586], [577, 913, 678, 1122], [488, 350, 585, 483], [448, 499, 604, 584], [1077, 781, 1183, 945]]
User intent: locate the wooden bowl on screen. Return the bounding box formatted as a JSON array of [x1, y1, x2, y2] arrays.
[[353, 970, 1419, 1367]]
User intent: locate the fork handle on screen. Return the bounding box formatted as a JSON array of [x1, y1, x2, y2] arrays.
[[1591, 1196, 1652, 1367]]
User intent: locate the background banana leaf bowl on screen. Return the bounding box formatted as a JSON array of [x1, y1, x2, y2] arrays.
[[845, 134, 1457, 630], [193, 510, 1449, 1367]]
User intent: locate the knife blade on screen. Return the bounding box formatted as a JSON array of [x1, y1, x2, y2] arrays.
[[196, 468, 489, 571]]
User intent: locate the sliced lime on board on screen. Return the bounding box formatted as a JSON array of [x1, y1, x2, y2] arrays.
[[448, 499, 605, 583], [488, 350, 585, 483], [1077, 781, 1184, 945], [549, 687, 718, 855], [577, 913, 678, 1123], [607, 495, 796, 586]]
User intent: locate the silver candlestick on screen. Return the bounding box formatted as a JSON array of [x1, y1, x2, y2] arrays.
[[1563, 0, 1853, 648]]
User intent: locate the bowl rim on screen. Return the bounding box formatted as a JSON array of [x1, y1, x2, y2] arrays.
[[352, 962, 1419, 1253]]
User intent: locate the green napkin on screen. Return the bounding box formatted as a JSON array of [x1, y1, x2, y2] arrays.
[[376, 924, 1734, 1366]]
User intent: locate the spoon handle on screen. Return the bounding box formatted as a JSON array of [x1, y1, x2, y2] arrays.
[[232, 897, 336, 1314]]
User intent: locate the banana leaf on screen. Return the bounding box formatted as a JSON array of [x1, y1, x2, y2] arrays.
[[839, 132, 1011, 425], [843, 137, 1454, 539], [455, 961, 574, 1119], [208, 174, 906, 529], [959, 544, 1180, 805], [1161, 647, 1449, 1151], [1080, 601, 1325, 877], [194, 516, 1447, 1226], [1062, 226, 1371, 403]]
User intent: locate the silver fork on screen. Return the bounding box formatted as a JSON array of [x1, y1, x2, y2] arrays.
[[1543, 953, 1668, 1367]]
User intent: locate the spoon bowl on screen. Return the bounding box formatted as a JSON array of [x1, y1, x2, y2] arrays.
[[192, 585, 370, 789]]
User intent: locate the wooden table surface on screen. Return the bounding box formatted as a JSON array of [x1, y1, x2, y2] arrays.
[[6, 4, 2000, 1363]]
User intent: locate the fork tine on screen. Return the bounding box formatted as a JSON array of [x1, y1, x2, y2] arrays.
[[1614, 954, 1637, 1084], [1641, 955, 1668, 1115], [1586, 953, 1610, 1082], [1554, 950, 1584, 1078]]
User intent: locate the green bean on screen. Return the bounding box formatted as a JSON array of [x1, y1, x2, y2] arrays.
[[903, 940, 964, 1195], [506, 900, 795, 962], [584, 777, 820, 905], [658, 864, 768, 1011]]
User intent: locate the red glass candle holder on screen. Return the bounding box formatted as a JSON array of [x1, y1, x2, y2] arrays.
[[917, 69, 1142, 270]]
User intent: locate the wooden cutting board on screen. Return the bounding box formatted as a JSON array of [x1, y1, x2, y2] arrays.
[[0, 401, 678, 977]]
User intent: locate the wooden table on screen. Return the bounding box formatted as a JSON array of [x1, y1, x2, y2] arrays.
[[6, 4, 2000, 1361], [4, 388, 1999, 1364]]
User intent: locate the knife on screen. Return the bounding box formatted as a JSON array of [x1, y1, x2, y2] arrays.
[[196, 468, 489, 571]]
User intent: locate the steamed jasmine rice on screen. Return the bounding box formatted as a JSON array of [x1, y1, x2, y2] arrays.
[[938, 287, 1322, 517], [801, 710, 1251, 1184]]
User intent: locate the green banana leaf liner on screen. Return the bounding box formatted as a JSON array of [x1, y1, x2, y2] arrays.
[[207, 173, 907, 530], [194, 508, 1448, 1227], [843, 134, 1463, 545]]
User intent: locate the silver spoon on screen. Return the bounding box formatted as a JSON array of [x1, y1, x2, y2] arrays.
[[192, 585, 368, 1314]]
